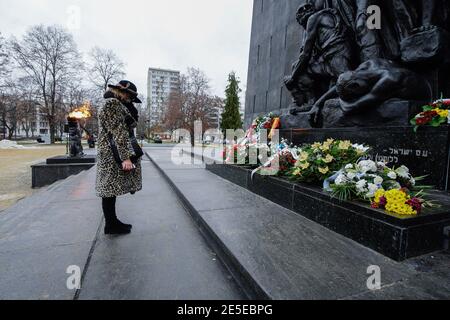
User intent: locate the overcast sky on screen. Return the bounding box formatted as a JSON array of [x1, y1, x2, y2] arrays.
[[0, 0, 253, 100]]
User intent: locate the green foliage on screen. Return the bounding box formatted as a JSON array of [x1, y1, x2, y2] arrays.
[[431, 116, 447, 127], [422, 105, 434, 112], [331, 183, 357, 202], [220, 72, 243, 131]]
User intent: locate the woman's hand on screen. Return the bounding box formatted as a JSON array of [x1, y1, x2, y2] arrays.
[[122, 159, 134, 171]]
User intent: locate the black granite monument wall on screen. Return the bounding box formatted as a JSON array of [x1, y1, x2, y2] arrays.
[[245, 0, 450, 128], [245, 0, 450, 190], [244, 0, 306, 127]]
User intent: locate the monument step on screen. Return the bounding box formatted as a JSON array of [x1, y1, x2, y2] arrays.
[[206, 163, 450, 261], [145, 148, 450, 300]]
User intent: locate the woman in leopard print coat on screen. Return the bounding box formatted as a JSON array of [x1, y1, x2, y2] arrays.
[[96, 80, 143, 235]]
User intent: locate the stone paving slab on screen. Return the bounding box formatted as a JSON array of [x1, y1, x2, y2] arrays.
[[78, 232, 240, 300], [146, 147, 450, 300], [0, 242, 92, 300], [78, 159, 243, 300], [0, 170, 100, 299], [0, 199, 101, 253]]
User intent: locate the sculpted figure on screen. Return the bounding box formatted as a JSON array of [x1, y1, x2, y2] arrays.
[[331, 0, 384, 60], [388, 0, 450, 64], [69, 130, 84, 157], [390, 0, 445, 38], [284, 2, 354, 113], [352, 0, 385, 60], [309, 59, 432, 125]]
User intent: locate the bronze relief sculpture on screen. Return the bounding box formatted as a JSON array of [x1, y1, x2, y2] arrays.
[[283, 0, 450, 128], [284, 2, 354, 113]]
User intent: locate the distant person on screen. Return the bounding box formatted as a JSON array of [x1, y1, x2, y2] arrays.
[[88, 134, 96, 148], [96, 80, 143, 235]]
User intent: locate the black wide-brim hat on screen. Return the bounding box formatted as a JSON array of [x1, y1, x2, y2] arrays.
[[108, 80, 142, 103]]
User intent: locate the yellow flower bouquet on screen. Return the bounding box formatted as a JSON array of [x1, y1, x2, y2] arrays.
[[287, 139, 369, 184]]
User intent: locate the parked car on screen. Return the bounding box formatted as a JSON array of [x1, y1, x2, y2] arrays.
[[153, 136, 163, 144], [88, 135, 96, 148]]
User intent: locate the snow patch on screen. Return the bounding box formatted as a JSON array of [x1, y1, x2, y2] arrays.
[[0, 140, 36, 149]]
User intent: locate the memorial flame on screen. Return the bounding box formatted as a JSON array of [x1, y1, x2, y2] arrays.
[[68, 102, 92, 120]]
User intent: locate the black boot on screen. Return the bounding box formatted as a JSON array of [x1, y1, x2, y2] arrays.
[[111, 199, 132, 230], [103, 197, 131, 235], [104, 221, 131, 235], [115, 218, 133, 230]]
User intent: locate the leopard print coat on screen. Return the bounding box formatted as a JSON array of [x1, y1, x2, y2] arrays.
[[95, 98, 142, 198]]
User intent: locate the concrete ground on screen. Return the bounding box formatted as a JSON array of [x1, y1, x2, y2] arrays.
[[0, 148, 244, 300]]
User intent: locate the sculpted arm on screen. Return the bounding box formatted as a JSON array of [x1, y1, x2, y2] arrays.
[[309, 86, 339, 126], [292, 14, 322, 79]]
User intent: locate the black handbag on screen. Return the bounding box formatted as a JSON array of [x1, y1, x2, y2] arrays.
[[104, 127, 144, 168], [129, 134, 144, 163]]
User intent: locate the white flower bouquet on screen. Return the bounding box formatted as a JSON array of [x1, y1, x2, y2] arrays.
[[324, 160, 420, 200], [324, 159, 435, 215]]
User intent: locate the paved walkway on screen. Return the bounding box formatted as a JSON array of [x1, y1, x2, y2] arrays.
[[0, 148, 244, 300]]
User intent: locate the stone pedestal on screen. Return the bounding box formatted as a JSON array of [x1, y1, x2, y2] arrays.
[[321, 99, 425, 128], [280, 99, 425, 129], [31, 155, 96, 188], [206, 163, 450, 261], [46, 155, 96, 165]]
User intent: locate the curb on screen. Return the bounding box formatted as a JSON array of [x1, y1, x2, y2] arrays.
[[145, 151, 271, 300]]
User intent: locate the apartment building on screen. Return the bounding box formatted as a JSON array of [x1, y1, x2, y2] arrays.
[[147, 67, 181, 128]]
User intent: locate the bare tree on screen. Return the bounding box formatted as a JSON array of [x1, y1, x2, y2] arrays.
[[15, 77, 38, 138], [0, 89, 9, 140], [20, 101, 37, 139], [136, 104, 149, 140], [164, 68, 222, 146], [53, 80, 98, 138], [0, 33, 11, 138], [0, 78, 39, 140], [9, 25, 83, 143], [87, 46, 126, 92], [0, 82, 23, 140], [0, 33, 9, 81], [164, 90, 186, 132]]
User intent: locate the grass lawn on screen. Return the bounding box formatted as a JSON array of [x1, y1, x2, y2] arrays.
[[0, 144, 67, 212]]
